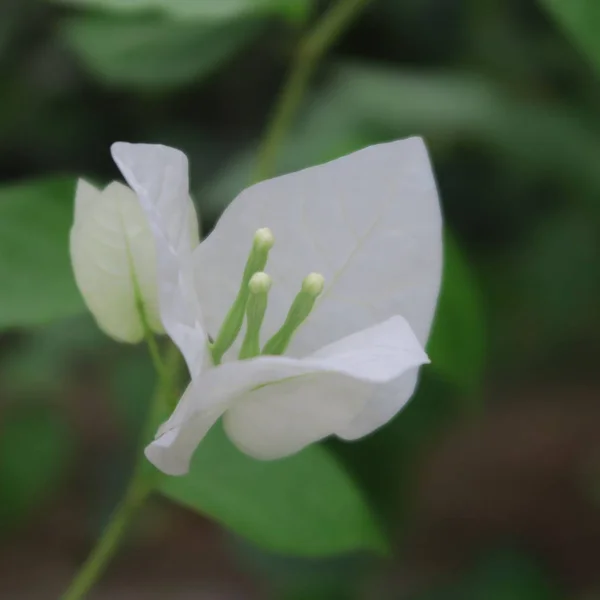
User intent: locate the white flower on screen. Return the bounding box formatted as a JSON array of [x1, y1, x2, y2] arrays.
[[70, 178, 200, 343], [110, 138, 443, 475]]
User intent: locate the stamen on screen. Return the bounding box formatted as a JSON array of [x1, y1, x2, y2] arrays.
[[262, 273, 324, 356], [211, 228, 274, 364], [239, 272, 271, 360]]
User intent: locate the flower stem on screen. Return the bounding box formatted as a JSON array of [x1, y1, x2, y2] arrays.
[[254, 0, 373, 182], [61, 322, 180, 600], [60, 465, 150, 600]]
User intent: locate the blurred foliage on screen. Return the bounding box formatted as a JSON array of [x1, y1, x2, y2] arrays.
[[0, 405, 73, 531], [50, 0, 314, 22], [428, 233, 485, 393], [328, 369, 463, 534], [161, 422, 385, 557], [0, 0, 599, 597], [540, 0, 600, 72], [62, 15, 266, 89], [110, 347, 157, 441], [0, 178, 83, 329], [1, 314, 106, 394], [407, 549, 563, 600]]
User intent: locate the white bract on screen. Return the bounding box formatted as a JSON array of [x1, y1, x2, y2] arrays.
[[70, 178, 199, 343], [109, 138, 442, 475]]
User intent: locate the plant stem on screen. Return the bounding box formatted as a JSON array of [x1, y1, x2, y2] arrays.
[[136, 294, 169, 383], [61, 336, 180, 600], [254, 0, 373, 182], [60, 464, 150, 600]]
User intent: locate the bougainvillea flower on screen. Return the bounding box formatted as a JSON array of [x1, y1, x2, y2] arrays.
[[105, 138, 441, 475]]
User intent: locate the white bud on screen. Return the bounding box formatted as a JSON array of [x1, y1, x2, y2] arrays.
[[301, 272, 325, 296], [70, 179, 200, 343], [248, 272, 272, 294], [253, 227, 274, 250]]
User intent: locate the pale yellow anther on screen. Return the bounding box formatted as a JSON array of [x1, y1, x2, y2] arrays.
[[301, 272, 325, 296], [249, 272, 272, 294], [253, 227, 274, 250], [261, 272, 326, 356]]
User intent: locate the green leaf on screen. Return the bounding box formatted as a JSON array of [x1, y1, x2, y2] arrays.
[[0, 407, 73, 532], [0, 177, 85, 330], [539, 0, 600, 72], [1, 315, 108, 395], [510, 210, 600, 348], [427, 233, 486, 392], [408, 549, 562, 600], [52, 0, 311, 22], [62, 14, 264, 89], [159, 424, 385, 557]]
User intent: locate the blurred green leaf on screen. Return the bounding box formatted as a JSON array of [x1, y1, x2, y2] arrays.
[[0, 0, 25, 58], [232, 538, 372, 600], [52, 0, 311, 22], [110, 349, 156, 439], [0, 177, 84, 330], [512, 210, 600, 348], [62, 14, 263, 89], [1, 315, 107, 395], [159, 423, 385, 557], [427, 233, 486, 392], [539, 0, 600, 72], [409, 549, 562, 600], [0, 407, 73, 532]]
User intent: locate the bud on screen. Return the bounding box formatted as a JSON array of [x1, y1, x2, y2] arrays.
[[70, 179, 200, 343], [262, 272, 325, 356]]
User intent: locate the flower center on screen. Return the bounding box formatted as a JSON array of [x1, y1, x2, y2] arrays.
[[209, 228, 324, 365]]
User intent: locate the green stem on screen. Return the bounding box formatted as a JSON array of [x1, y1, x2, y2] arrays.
[[60, 465, 150, 600], [136, 294, 168, 383], [254, 0, 374, 182], [61, 333, 180, 600]]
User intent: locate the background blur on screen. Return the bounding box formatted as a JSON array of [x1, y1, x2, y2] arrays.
[[1, 0, 600, 598]]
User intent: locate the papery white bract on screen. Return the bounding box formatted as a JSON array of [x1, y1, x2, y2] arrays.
[[110, 138, 443, 475], [145, 315, 429, 475], [70, 178, 200, 344], [111, 144, 208, 377]]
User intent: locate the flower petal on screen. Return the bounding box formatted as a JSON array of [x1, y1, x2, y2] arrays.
[[334, 370, 420, 440], [70, 180, 162, 342], [146, 358, 325, 475], [145, 382, 225, 476], [224, 316, 428, 459], [73, 178, 98, 221], [111, 142, 205, 376], [191, 137, 442, 360], [223, 373, 371, 461], [146, 316, 427, 473]]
